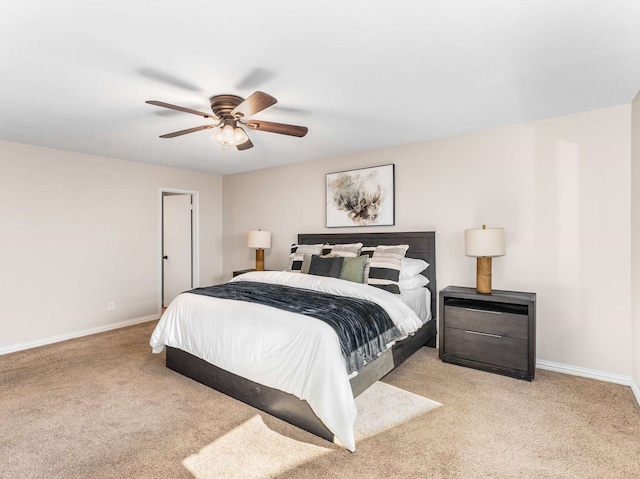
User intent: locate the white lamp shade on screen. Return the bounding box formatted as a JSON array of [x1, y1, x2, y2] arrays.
[[248, 230, 271, 249], [465, 227, 506, 257]]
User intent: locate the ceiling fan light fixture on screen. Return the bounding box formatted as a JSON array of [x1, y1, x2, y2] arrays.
[[234, 126, 249, 145], [221, 123, 236, 143], [213, 128, 225, 145], [213, 122, 249, 148]]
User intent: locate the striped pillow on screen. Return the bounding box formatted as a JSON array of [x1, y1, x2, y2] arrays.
[[321, 243, 363, 257], [286, 244, 324, 272], [359, 246, 376, 283], [360, 246, 376, 258], [367, 244, 409, 294]]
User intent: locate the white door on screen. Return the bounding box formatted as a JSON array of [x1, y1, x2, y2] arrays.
[[163, 194, 193, 307]]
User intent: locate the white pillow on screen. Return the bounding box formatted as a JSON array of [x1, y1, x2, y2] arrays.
[[398, 274, 430, 290], [399, 257, 429, 280]]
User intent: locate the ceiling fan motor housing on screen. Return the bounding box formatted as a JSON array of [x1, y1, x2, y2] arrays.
[[210, 94, 244, 120]]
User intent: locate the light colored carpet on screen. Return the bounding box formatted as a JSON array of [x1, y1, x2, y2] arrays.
[[1, 320, 639, 479], [183, 382, 442, 479]]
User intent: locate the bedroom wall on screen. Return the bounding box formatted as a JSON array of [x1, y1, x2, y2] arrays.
[[223, 104, 633, 379], [0, 140, 224, 352], [631, 91, 640, 400]]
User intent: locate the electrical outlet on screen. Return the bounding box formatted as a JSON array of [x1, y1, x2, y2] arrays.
[[108, 301, 115, 311]]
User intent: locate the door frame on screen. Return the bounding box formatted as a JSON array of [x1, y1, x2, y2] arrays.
[[158, 188, 200, 314]]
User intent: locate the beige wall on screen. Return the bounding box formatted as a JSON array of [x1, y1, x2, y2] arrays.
[[631, 92, 640, 399], [0, 140, 224, 351], [224, 105, 632, 377], [2, 103, 634, 382]]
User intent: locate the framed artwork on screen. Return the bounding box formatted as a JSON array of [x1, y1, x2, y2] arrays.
[[326, 164, 395, 228]]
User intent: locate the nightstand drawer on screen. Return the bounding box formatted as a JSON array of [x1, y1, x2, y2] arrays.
[[444, 327, 528, 371], [444, 305, 528, 340]]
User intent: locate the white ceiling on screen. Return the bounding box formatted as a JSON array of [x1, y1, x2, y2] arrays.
[[1, 1, 639, 175]]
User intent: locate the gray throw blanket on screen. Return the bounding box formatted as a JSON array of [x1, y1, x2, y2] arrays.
[[187, 281, 400, 374]]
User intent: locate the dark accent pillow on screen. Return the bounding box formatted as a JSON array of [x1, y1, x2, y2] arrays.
[[308, 255, 345, 278], [300, 253, 314, 274]]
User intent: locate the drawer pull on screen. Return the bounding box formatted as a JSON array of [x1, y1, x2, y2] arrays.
[[465, 308, 502, 315], [465, 330, 502, 339]]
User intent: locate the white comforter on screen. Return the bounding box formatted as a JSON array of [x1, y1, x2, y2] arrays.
[[149, 271, 422, 452]]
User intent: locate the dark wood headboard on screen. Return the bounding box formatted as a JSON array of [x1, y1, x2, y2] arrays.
[[297, 231, 437, 319]]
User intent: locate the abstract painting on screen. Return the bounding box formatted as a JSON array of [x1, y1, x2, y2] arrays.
[[326, 164, 395, 227]]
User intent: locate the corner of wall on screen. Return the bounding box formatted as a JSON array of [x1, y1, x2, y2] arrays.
[[632, 90, 640, 405]]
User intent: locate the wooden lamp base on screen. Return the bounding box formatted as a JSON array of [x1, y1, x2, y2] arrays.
[[255, 249, 265, 271], [476, 256, 492, 294]]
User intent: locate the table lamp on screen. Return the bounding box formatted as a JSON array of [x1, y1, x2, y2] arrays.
[[248, 230, 271, 271], [465, 225, 506, 294]]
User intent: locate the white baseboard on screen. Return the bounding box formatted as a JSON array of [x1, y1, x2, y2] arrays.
[[536, 359, 631, 386], [0, 314, 160, 356], [631, 379, 640, 407]]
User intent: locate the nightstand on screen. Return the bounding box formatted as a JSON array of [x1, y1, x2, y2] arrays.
[[439, 286, 536, 381]]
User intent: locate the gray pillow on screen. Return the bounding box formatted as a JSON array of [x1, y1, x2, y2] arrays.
[[308, 255, 345, 278]]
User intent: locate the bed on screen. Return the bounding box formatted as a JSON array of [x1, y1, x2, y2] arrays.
[[150, 231, 436, 451]]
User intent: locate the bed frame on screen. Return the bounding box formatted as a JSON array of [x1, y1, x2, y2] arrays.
[[165, 231, 437, 444]]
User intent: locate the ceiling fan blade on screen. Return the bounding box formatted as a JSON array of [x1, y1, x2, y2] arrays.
[[235, 68, 275, 90], [231, 91, 277, 118], [236, 138, 254, 151], [146, 100, 218, 120], [138, 68, 202, 92], [159, 124, 214, 138], [245, 120, 308, 137]]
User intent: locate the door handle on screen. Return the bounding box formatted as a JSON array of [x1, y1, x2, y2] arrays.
[[163, 256, 168, 260], [465, 308, 501, 315]]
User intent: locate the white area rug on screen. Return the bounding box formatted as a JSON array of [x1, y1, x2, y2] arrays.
[[182, 382, 442, 479], [353, 381, 442, 438]]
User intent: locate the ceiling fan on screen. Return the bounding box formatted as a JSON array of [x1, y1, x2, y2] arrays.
[[146, 91, 308, 151]]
